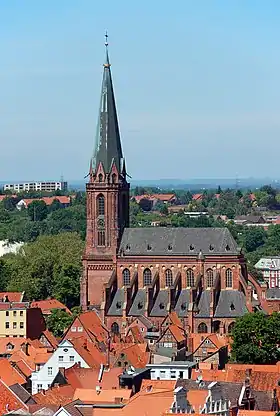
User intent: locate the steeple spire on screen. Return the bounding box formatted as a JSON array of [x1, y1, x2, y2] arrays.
[[91, 33, 124, 175]]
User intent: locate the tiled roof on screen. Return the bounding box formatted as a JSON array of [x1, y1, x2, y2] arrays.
[[0, 379, 27, 414], [238, 412, 276, 416], [33, 385, 74, 405], [167, 311, 183, 328], [0, 292, 24, 302], [117, 343, 150, 368], [191, 333, 230, 353], [166, 325, 185, 343], [125, 326, 145, 344], [70, 338, 106, 368], [40, 330, 58, 349], [30, 299, 71, 315], [0, 359, 26, 386], [73, 388, 132, 403], [69, 311, 109, 344], [19, 196, 71, 207], [65, 365, 122, 390], [119, 227, 238, 256], [10, 383, 34, 404]]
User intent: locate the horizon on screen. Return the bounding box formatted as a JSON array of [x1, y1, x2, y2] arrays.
[[1, 1, 280, 180]]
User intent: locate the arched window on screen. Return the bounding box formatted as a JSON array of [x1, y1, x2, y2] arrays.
[[228, 322, 235, 333], [186, 269, 194, 287], [226, 268, 233, 288], [198, 322, 208, 333], [143, 268, 152, 286], [122, 268, 130, 286], [206, 269, 214, 288], [165, 269, 173, 287], [98, 173, 103, 183], [97, 231, 105, 246], [111, 322, 119, 335], [97, 194, 105, 216], [112, 173, 117, 184]]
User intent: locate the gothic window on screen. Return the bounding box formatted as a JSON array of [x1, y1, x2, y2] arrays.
[[97, 194, 105, 216], [97, 231, 105, 246], [186, 269, 194, 287], [206, 269, 214, 287], [226, 268, 233, 288], [198, 322, 208, 333], [122, 268, 130, 286], [111, 322, 119, 335], [165, 269, 173, 287], [112, 173, 117, 184], [143, 268, 152, 286], [98, 173, 103, 182]]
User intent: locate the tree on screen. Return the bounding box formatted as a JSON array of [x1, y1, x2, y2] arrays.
[[138, 198, 153, 212], [46, 309, 73, 337], [231, 312, 280, 364], [48, 199, 62, 212], [242, 227, 266, 252], [160, 204, 169, 215], [27, 200, 48, 221]]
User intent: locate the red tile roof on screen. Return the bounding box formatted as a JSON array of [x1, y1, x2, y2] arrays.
[[0, 359, 26, 386], [0, 292, 24, 302], [65, 311, 109, 345], [116, 343, 150, 368], [33, 384, 74, 405], [30, 299, 71, 315], [19, 196, 71, 207], [168, 324, 186, 343], [65, 365, 122, 390], [125, 325, 145, 344], [70, 338, 106, 369], [73, 388, 132, 404], [0, 379, 27, 414]]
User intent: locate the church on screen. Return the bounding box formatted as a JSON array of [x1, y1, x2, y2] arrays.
[[80, 43, 256, 336]]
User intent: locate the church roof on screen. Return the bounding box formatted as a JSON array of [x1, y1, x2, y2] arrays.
[[119, 227, 238, 257], [214, 290, 248, 318], [91, 40, 124, 174]]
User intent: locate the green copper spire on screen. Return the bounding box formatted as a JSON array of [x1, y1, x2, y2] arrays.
[[92, 34, 123, 174]]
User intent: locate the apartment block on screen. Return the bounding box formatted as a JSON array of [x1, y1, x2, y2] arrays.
[[4, 181, 68, 193]]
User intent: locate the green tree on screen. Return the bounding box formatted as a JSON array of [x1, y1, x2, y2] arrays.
[[242, 227, 266, 252], [231, 312, 280, 364], [159, 204, 169, 215], [46, 309, 73, 337], [27, 200, 48, 221]]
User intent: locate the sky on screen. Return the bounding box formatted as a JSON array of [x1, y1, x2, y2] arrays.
[[1, 0, 280, 182]]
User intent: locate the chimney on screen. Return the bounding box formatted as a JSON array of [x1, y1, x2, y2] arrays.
[[21, 342, 29, 356]]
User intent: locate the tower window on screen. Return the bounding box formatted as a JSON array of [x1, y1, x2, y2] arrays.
[[98, 173, 103, 182], [143, 268, 152, 286], [122, 268, 130, 286], [206, 268, 214, 287], [112, 173, 117, 184], [186, 269, 194, 287], [198, 322, 208, 333], [97, 194, 105, 216], [97, 231, 105, 246], [226, 268, 233, 288], [165, 269, 173, 287]]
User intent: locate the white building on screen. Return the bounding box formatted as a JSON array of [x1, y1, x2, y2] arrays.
[[146, 361, 196, 381], [0, 240, 23, 257], [255, 257, 280, 288], [31, 339, 90, 394], [4, 181, 67, 193]]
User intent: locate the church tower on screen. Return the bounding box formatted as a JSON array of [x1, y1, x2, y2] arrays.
[[81, 37, 130, 310]]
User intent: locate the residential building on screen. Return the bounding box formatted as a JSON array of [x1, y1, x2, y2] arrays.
[[81, 42, 259, 337], [16, 196, 71, 211], [0, 303, 45, 339], [31, 339, 92, 394], [255, 257, 280, 288], [4, 181, 68, 193], [30, 299, 71, 317], [147, 360, 196, 380]]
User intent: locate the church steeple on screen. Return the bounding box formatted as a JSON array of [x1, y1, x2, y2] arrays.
[[92, 34, 124, 175]]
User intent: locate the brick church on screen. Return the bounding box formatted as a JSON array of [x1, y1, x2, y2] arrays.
[[80, 43, 257, 336]]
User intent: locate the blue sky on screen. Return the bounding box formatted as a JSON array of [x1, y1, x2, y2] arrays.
[[1, 0, 280, 181]]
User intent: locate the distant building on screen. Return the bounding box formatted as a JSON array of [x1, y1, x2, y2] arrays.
[[0, 240, 23, 257], [147, 360, 196, 380], [4, 181, 68, 193], [16, 196, 71, 210], [255, 257, 280, 288]]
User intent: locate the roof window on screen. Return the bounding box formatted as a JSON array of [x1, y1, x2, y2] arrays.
[[168, 244, 172, 251], [126, 244, 130, 251], [230, 302, 235, 311], [190, 244, 194, 251], [159, 302, 165, 310], [116, 301, 122, 309], [181, 303, 186, 311], [209, 244, 214, 251], [138, 302, 143, 310], [225, 244, 230, 251], [147, 244, 152, 251]]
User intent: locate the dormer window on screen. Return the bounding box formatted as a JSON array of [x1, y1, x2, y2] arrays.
[[138, 302, 143, 310], [181, 303, 186, 311], [126, 244, 131, 251], [225, 244, 230, 251], [209, 244, 214, 251], [159, 303, 165, 310], [168, 244, 172, 251], [147, 244, 152, 251], [190, 244, 194, 251], [116, 301, 121, 309], [230, 302, 235, 311]]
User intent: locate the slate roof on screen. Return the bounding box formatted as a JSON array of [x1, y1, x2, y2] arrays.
[[214, 290, 248, 318], [107, 289, 125, 316], [119, 227, 238, 256], [174, 289, 190, 317], [196, 291, 211, 318], [150, 290, 169, 317], [266, 288, 280, 300], [10, 383, 34, 404], [128, 289, 146, 316]]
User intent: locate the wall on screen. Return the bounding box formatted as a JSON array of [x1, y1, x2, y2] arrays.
[[148, 365, 191, 380]]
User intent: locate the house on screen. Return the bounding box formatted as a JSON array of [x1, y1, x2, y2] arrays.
[[133, 194, 177, 206], [30, 299, 71, 317], [113, 343, 150, 369], [16, 196, 71, 211], [0, 303, 45, 339], [190, 333, 229, 367], [147, 360, 196, 380], [255, 257, 280, 288], [30, 339, 95, 394], [156, 325, 186, 350], [0, 241, 24, 257], [234, 215, 266, 226]]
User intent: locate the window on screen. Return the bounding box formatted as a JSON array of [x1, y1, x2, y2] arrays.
[[198, 322, 208, 333], [226, 268, 233, 288], [97, 194, 105, 216], [13, 311, 16, 317], [143, 268, 152, 286], [122, 268, 131, 286], [20, 322, 24, 329], [186, 269, 194, 287], [97, 230, 105, 246], [98, 173, 103, 183], [20, 311, 23, 317], [5, 311, 9, 317], [206, 269, 214, 287], [13, 322, 17, 329], [37, 384, 43, 393], [71, 327, 77, 332], [165, 269, 173, 287], [70, 356, 75, 362], [78, 327, 83, 332], [58, 356, 63, 362], [48, 367, 52, 376]]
